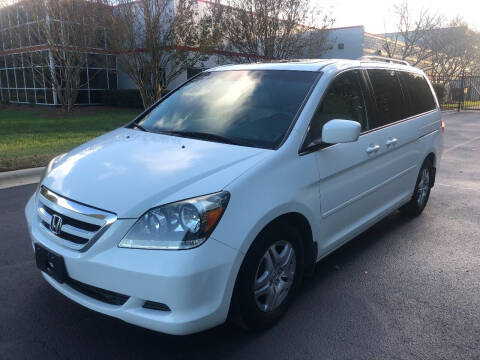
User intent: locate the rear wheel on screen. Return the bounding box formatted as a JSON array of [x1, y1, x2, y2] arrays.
[[231, 223, 304, 330], [400, 160, 433, 216]]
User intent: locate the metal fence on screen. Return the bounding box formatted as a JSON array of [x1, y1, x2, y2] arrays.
[[429, 73, 480, 111]]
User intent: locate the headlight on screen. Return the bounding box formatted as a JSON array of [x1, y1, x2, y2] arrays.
[[119, 191, 230, 250]]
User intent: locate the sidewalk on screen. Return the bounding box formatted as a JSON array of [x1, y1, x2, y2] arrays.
[[0, 167, 44, 190]]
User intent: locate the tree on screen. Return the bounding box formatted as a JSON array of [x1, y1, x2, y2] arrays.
[[428, 19, 480, 79], [382, 0, 443, 67], [382, 1, 480, 80], [12, 0, 111, 112], [107, 0, 221, 109], [207, 0, 335, 63]]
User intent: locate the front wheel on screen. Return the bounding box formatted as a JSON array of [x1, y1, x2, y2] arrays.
[[400, 160, 434, 216], [231, 223, 304, 330]]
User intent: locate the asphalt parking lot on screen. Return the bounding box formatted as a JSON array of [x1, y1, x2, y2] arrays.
[[1, 112, 479, 360]]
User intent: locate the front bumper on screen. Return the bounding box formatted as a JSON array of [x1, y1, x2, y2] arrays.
[[25, 195, 242, 335]]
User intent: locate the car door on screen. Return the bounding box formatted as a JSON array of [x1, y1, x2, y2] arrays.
[[365, 69, 425, 204], [302, 69, 388, 253]]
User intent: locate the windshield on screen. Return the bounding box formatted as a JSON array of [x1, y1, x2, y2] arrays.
[[135, 70, 319, 149]]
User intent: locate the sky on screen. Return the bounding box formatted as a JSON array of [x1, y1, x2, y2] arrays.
[[1, 0, 479, 33], [322, 0, 480, 34]]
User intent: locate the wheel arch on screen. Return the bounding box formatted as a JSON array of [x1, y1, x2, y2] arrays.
[[248, 212, 317, 273], [227, 210, 317, 323], [425, 152, 437, 187], [425, 152, 436, 167]]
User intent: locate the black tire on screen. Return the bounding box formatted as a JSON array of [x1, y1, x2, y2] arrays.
[[231, 223, 304, 331], [400, 159, 434, 216]]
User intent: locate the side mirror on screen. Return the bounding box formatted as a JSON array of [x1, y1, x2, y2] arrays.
[[322, 119, 361, 144]]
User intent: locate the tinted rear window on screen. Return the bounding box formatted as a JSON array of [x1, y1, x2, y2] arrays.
[[399, 72, 436, 115], [367, 69, 407, 127]]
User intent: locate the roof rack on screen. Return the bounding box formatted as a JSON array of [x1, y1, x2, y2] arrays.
[[358, 56, 410, 66], [255, 59, 326, 64]]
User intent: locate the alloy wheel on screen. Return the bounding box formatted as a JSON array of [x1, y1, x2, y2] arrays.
[[253, 240, 296, 312], [417, 167, 430, 207]]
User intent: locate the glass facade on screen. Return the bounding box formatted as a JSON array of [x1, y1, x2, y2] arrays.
[[0, 1, 117, 105]]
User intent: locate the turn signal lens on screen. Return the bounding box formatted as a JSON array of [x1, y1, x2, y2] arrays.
[[205, 207, 224, 232], [441, 120, 445, 133]]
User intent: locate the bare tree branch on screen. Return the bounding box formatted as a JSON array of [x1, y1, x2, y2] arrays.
[[207, 0, 335, 63], [107, 0, 220, 109], [428, 18, 480, 79], [9, 0, 110, 112], [382, 0, 443, 68]]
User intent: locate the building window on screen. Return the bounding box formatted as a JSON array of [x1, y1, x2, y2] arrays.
[[338, 43, 344, 50], [0, 3, 116, 106]]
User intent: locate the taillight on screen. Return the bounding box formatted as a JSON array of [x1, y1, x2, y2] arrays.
[[441, 120, 445, 133]]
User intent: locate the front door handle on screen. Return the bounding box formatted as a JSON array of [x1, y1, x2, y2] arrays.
[[366, 144, 380, 154], [386, 137, 398, 146]]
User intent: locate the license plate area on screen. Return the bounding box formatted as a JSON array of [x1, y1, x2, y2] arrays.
[[35, 244, 68, 283]]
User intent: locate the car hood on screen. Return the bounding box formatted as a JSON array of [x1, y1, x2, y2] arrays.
[[43, 128, 269, 218]]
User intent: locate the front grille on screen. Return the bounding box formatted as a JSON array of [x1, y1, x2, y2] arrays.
[[37, 186, 117, 251], [41, 221, 88, 244], [66, 278, 129, 306], [43, 205, 101, 232]]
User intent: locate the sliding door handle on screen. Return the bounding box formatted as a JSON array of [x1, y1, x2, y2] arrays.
[[366, 144, 380, 154], [386, 138, 398, 146]]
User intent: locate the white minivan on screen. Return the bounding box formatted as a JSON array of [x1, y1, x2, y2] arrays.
[[25, 58, 444, 335]]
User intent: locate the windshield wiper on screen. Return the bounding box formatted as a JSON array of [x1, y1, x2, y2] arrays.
[[154, 130, 243, 146], [131, 123, 148, 132]]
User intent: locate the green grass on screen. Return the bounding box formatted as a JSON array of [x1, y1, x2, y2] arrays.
[[441, 101, 480, 110], [441, 103, 459, 110], [0, 106, 140, 172]]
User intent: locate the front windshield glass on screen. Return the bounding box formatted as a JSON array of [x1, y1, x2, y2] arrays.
[[137, 70, 319, 149]]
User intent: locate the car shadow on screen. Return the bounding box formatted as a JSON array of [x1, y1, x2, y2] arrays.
[[306, 210, 412, 286]]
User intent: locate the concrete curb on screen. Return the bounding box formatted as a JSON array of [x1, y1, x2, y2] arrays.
[[0, 167, 45, 190]]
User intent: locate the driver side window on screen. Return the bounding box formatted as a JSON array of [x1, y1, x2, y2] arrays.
[[305, 70, 369, 147]]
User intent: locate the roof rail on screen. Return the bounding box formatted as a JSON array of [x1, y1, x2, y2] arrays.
[[358, 56, 410, 66]]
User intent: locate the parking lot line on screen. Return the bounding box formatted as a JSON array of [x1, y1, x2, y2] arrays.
[[443, 136, 480, 154]]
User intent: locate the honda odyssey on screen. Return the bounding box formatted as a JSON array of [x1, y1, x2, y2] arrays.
[[25, 58, 444, 335]]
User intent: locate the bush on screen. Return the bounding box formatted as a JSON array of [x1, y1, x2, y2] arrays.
[[432, 83, 447, 103], [0, 91, 9, 106], [104, 89, 144, 108], [104, 89, 171, 109]]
